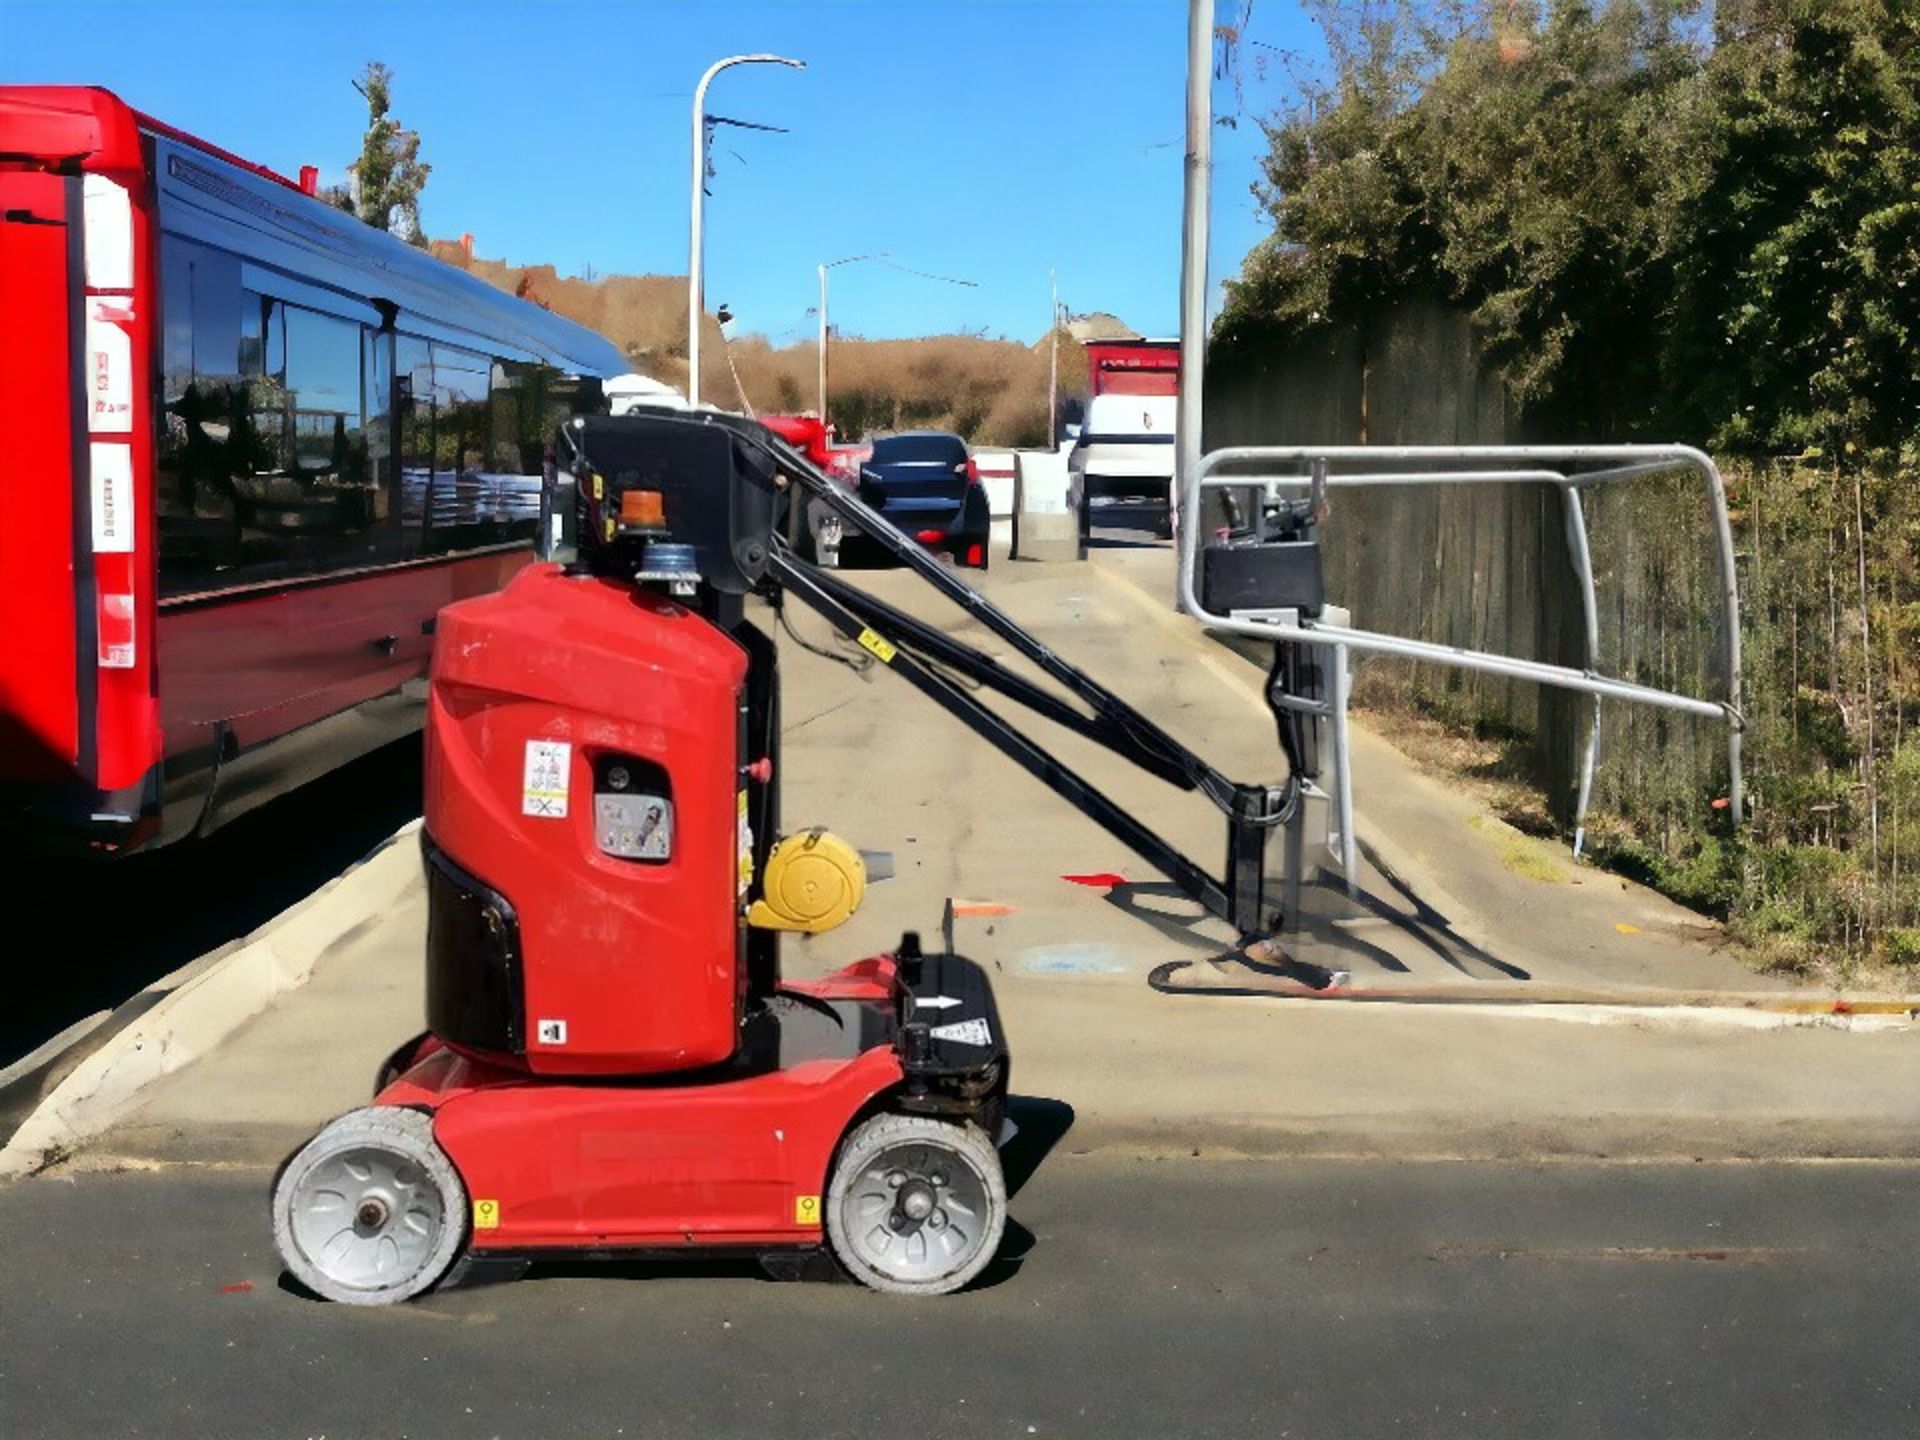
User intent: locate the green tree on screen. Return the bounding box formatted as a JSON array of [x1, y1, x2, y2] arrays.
[[1219, 0, 1919, 458], [347, 62, 431, 247], [1219, 0, 1920, 966], [1666, 0, 1920, 461], [1220, 1, 1708, 431]]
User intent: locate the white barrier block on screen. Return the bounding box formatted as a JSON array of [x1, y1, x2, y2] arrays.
[[1012, 449, 1079, 562]]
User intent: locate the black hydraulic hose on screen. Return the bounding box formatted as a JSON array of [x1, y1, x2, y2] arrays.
[[772, 594, 875, 675]]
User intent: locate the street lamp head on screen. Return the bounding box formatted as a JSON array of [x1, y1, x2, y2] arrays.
[[721, 53, 806, 72], [688, 53, 804, 409]]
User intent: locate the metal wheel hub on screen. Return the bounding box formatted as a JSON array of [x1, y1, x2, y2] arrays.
[[288, 1145, 446, 1292]]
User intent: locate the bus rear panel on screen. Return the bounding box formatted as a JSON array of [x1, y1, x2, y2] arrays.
[[0, 89, 160, 853], [0, 87, 626, 857]]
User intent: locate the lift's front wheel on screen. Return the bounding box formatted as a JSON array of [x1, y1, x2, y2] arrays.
[[826, 1112, 1006, 1296], [272, 1107, 468, 1305]]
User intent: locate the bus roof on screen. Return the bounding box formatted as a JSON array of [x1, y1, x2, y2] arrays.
[[0, 86, 628, 377]]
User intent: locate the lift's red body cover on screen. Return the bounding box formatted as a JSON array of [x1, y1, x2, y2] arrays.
[[380, 990, 901, 1250], [426, 564, 747, 1076], [406, 564, 913, 1247]]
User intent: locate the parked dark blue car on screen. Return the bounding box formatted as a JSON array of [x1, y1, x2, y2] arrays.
[[856, 431, 992, 569]]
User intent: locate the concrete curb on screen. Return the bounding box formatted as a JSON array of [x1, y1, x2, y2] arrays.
[[0, 821, 423, 1180]]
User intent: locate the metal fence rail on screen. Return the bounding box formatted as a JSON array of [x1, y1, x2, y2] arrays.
[[1175, 444, 1746, 834]]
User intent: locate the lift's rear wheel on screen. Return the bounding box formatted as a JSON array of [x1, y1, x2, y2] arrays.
[[826, 1112, 1006, 1296], [272, 1107, 467, 1305]]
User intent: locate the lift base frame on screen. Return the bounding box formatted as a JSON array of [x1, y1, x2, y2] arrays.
[[375, 949, 1006, 1257]]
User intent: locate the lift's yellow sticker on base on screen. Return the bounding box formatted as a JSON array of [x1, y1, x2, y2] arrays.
[[856, 628, 896, 664], [473, 1198, 502, 1229], [794, 1194, 822, 1225]]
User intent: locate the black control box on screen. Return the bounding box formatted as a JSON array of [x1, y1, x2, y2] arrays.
[[1200, 539, 1325, 618], [562, 411, 783, 594]]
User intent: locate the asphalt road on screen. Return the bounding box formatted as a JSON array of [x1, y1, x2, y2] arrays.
[[4, 1153, 1913, 1439]]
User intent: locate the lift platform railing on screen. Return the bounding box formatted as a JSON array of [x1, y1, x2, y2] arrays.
[[1175, 445, 1747, 845]]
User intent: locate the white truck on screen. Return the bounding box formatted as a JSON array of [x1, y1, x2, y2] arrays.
[[1067, 392, 1178, 548]]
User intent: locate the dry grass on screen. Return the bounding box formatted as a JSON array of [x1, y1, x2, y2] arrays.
[[1354, 669, 1919, 994], [1349, 667, 1559, 838], [429, 242, 1086, 446]]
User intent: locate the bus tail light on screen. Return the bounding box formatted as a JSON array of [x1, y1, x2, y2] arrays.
[[88, 441, 138, 668]]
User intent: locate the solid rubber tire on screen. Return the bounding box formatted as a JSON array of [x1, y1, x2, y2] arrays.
[[825, 1112, 1006, 1296], [271, 1106, 468, 1306]]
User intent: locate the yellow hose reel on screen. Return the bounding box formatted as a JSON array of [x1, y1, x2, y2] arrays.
[[747, 829, 867, 934]]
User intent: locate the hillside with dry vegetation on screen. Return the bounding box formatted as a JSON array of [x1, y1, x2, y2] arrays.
[[429, 241, 1084, 446]]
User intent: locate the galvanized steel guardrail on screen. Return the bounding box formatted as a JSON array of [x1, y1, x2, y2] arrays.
[[1174, 445, 1746, 846]]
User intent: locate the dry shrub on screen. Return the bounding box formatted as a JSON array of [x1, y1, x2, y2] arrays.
[[431, 242, 1087, 446]]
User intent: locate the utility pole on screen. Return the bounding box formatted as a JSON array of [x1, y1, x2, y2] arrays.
[[817, 262, 829, 424], [817, 255, 888, 432], [1047, 268, 1059, 449], [687, 52, 803, 408], [1175, 0, 1213, 560], [815, 255, 974, 434]]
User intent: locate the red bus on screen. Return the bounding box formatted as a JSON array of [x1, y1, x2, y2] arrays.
[[0, 88, 627, 856]]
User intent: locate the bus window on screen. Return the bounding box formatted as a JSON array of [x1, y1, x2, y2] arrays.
[[365, 328, 393, 541], [283, 304, 384, 555], [491, 361, 607, 474], [156, 241, 244, 594], [396, 335, 434, 555], [428, 344, 494, 552], [158, 242, 393, 593], [491, 359, 562, 476], [162, 243, 193, 403]]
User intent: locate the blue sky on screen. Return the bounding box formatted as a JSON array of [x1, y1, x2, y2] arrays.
[[0, 0, 1318, 343]]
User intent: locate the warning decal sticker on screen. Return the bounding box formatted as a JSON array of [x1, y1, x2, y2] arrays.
[[856, 628, 897, 664], [522, 739, 571, 818], [85, 302, 133, 434], [89, 442, 135, 553], [737, 790, 754, 897], [929, 1018, 993, 1048]]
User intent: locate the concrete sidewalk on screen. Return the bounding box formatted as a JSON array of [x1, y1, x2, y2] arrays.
[[1086, 540, 1784, 994], [55, 534, 1918, 1175]]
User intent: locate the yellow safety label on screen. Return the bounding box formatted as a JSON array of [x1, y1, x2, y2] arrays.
[[794, 1194, 822, 1225], [737, 790, 754, 896], [856, 628, 897, 664], [473, 1198, 501, 1230]]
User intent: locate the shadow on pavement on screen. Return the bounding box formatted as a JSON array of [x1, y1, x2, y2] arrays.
[[1102, 864, 1528, 991], [2, 736, 426, 1068]]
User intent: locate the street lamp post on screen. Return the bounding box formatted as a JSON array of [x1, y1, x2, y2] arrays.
[[688, 52, 803, 408]]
